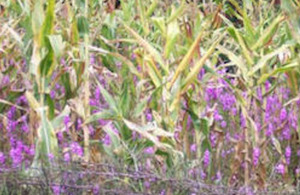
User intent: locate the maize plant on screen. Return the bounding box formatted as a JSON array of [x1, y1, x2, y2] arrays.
[[1, 0, 300, 194]]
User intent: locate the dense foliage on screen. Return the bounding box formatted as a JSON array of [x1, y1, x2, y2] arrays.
[[1, 0, 300, 194]]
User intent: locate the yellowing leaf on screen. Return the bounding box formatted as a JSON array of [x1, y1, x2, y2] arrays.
[[123, 23, 167, 73]]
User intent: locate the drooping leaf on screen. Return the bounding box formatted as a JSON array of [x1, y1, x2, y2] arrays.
[[123, 23, 167, 73]]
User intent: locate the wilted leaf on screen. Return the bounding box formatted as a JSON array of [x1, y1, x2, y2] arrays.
[[48, 35, 65, 58]]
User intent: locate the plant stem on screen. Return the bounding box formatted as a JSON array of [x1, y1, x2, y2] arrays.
[[83, 0, 90, 162]]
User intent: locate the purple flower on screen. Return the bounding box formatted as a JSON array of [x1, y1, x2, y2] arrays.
[[10, 137, 16, 147], [60, 86, 65, 95], [10, 147, 23, 167], [213, 110, 223, 121], [7, 106, 16, 120], [93, 184, 100, 194], [133, 75, 138, 84], [48, 153, 55, 160], [60, 58, 66, 66], [197, 68, 205, 80], [188, 168, 196, 177], [144, 147, 155, 155], [205, 87, 218, 102], [190, 144, 197, 152], [215, 171, 222, 181], [200, 169, 206, 180], [88, 125, 95, 136], [266, 123, 274, 136], [203, 149, 210, 167], [7, 120, 17, 132], [276, 164, 285, 175], [145, 109, 153, 121], [285, 146, 291, 165], [102, 133, 111, 145], [174, 130, 180, 141], [55, 83, 61, 90], [21, 123, 29, 133], [52, 185, 61, 195], [289, 113, 298, 129], [98, 119, 108, 126], [131, 53, 136, 60], [76, 118, 82, 130], [220, 121, 227, 128], [280, 108, 287, 121], [252, 147, 260, 166], [116, 61, 122, 69], [282, 127, 291, 140], [219, 93, 236, 111], [265, 80, 271, 91], [70, 142, 83, 156], [132, 131, 138, 141], [64, 116, 70, 126], [297, 149, 300, 157], [95, 87, 101, 101], [90, 54, 96, 65], [240, 113, 246, 128], [64, 152, 70, 162], [2, 75, 10, 85], [210, 132, 217, 147], [57, 132, 63, 142], [160, 189, 166, 195], [0, 152, 5, 164], [50, 90, 56, 99], [144, 181, 150, 189], [231, 107, 237, 115], [16, 95, 27, 105], [89, 98, 97, 106]]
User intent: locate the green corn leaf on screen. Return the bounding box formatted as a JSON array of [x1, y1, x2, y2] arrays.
[[51, 106, 71, 129], [166, 1, 186, 24], [37, 0, 56, 77], [77, 16, 89, 37], [123, 119, 172, 151], [182, 33, 225, 89], [217, 45, 248, 80], [40, 0, 55, 47], [84, 109, 117, 125], [119, 81, 131, 117], [164, 6, 180, 58], [152, 17, 166, 35], [45, 94, 55, 119], [98, 84, 119, 114], [109, 52, 141, 78], [242, 7, 255, 43], [229, 27, 253, 66], [146, 0, 158, 17], [48, 35, 66, 59], [169, 23, 207, 88], [258, 61, 299, 84], [102, 123, 121, 155], [25, 91, 40, 109], [123, 23, 167, 73], [133, 97, 148, 118], [251, 15, 285, 50], [202, 138, 212, 153], [144, 57, 162, 88], [31, 0, 45, 36], [248, 44, 291, 76], [39, 49, 55, 77], [38, 107, 58, 160]]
